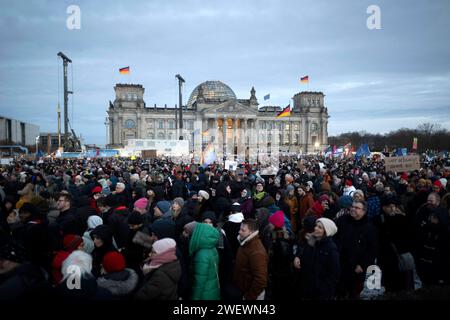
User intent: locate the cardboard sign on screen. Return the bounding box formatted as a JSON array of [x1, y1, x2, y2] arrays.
[[384, 155, 420, 172], [225, 160, 238, 171]]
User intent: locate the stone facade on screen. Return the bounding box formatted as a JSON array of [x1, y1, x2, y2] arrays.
[[106, 81, 329, 159]]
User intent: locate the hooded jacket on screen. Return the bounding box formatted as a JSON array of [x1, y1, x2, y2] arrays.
[[189, 223, 220, 300]]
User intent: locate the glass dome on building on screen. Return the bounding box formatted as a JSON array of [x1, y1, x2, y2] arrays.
[[187, 80, 236, 107]]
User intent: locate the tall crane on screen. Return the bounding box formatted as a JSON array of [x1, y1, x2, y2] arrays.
[[57, 51, 80, 151]]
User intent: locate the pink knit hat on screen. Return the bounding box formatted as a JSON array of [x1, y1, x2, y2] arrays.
[[134, 198, 149, 210], [268, 210, 285, 229]]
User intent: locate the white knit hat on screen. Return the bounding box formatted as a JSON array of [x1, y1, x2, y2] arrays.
[[198, 190, 210, 200], [152, 238, 176, 254], [317, 218, 338, 237]]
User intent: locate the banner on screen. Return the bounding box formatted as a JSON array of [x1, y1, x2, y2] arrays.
[[384, 155, 420, 172]]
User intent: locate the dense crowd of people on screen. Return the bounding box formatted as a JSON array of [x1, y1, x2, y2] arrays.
[[0, 154, 449, 300]]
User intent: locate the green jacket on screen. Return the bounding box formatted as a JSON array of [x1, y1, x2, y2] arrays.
[[189, 223, 220, 300]]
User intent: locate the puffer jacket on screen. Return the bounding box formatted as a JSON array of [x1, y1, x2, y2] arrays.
[[97, 268, 139, 298], [189, 223, 220, 300]]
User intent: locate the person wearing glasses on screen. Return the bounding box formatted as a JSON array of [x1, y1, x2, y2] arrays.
[[334, 199, 377, 299]]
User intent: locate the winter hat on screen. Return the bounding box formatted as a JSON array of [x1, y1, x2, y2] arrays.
[[90, 225, 113, 243], [152, 238, 176, 254], [128, 211, 144, 225], [91, 186, 102, 194], [186, 190, 196, 198], [317, 218, 338, 237], [155, 201, 171, 214], [268, 210, 285, 229], [306, 181, 314, 189], [149, 219, 176, 239], [338, 195, 353, 209], [439, 178, 447, 188], [0, 241, 27, 263], [201, 211, 217, 225], [102, 251, 126, 273], [198, 190, 210, 200], [433, 180, 442, 189], [302, 215, 318, 233], [318, 194, 330, 203], [311, 201, 325, 216], [231, 202, 242, 213], [87, 215, 103, 230], [172, 197, 185, 208], [183, 221, 198, 237], [381, 194, 400, 207], [345, 179, 353, 187], [286, 185, 295, 193], [134, 198, 149, 210], [400, 172, 409, 181], [63, 234, 83, 251], [115, 182, 125, 191]]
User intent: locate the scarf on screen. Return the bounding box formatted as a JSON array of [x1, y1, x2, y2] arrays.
[[142, 247, 177, 275], [253, 191, 266, 201]]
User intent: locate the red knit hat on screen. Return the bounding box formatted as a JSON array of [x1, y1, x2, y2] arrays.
[[92, 186, 102, 194], [433, 180, 442, 189], [63, 234, 83, 252], [268, 210, 285, 229], [102, 251, 126, 273], [345, 179, 353, 187], [312, 201, 325, 217]]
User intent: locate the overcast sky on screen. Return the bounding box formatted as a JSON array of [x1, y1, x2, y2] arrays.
[[1, 0, 449, 146]]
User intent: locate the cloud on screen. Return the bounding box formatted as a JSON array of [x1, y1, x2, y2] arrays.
[[1, 0, 449, 145]]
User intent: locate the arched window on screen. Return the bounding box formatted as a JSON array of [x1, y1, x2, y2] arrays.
[[148, 132, 154, 139], [158, 132, 164, 140]]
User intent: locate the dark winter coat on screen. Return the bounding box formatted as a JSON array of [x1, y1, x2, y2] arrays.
[[334, 214, 377, 283], [0, 263, 52, 300], [106, 206, 130, 249], [374, 213, 414, 292], [134, 260, 181, 300], [299, 237, 340, 299]]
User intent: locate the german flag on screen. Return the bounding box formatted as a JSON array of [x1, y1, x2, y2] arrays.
[[300, 75, 309, 84], [119, 66, 130, 74], [276, 105, 291, 118]]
